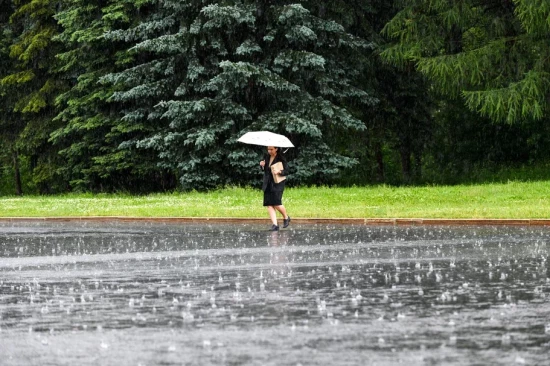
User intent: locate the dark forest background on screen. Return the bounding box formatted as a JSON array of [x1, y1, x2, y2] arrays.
[[1, 0, 549, 195]]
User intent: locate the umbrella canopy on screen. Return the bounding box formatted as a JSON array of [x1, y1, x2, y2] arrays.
[[237, 131, 294, 148]]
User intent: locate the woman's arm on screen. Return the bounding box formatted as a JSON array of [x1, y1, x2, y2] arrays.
[[276, 158, 288, 176], [260, 155, 267, 170]]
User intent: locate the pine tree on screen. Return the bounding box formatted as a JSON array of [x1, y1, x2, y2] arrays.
[[102, 0, 377, 190]]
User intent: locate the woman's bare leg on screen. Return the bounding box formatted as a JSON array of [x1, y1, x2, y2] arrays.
[[274, 205, 288, 219], [267, 206, 278, 225]]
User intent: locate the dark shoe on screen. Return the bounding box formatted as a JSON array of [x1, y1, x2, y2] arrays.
[[283, 216, 291, 228], [269, 224, 279, 231]]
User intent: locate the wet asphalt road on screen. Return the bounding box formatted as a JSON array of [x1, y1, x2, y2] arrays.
[[1, 221, 549, 365]]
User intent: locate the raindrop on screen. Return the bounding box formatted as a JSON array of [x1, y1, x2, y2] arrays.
[[515, 356, 526, 364]]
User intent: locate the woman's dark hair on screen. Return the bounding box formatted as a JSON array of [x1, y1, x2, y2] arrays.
[[264, 147, 287, 162], [275, 147, 287, 162]]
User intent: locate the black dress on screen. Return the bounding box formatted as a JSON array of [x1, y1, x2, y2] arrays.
[[261, 154, 288, 206]]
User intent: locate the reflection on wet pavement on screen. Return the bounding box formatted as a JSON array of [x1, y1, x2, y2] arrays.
[[0, 222, 549, 365]]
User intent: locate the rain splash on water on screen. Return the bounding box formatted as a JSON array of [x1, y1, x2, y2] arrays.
[[0, 221, 549, 365]]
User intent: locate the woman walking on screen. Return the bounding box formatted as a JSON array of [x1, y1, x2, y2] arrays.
[[260, 146, 291, 231]]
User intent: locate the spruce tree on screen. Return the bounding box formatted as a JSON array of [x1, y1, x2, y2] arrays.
[[0, 0, 23, 194], [52, 0, 172, 192], [381, 0, 550, 124], [102, 0, 377, 190], [0, 0, 67, 193], [313, 0, 434, 185]]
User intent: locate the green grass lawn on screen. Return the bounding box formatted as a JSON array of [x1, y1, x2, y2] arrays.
[[1, 181, 549, 218]]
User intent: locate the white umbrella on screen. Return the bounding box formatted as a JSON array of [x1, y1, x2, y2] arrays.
[[237, 131, 294, 148]]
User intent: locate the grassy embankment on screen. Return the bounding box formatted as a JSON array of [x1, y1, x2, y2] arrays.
[[1, 181, 549, 218]]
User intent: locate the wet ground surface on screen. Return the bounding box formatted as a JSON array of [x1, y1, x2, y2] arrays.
[[0, 221, 549, 365]]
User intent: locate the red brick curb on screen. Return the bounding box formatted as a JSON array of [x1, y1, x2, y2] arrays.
[[0, 217, 549, 226]]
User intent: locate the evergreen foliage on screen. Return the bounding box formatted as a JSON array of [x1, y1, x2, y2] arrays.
[[322, 1, 434, 185], [0, 0, 19, 193], [101, 0, 376, 190], [0, 0, 67, 193], [51, 0, 173, 192], [2, 0, 550, 194], [381, 0, 550, 124]]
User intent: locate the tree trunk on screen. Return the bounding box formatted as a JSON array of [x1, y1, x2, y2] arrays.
[[400, 144, 411, 183], [13, 150, 22, 196], [413, 152, 422, 181], [374, 141, 384, 182]]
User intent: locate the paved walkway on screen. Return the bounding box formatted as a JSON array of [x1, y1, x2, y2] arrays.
[[1, 217, 550, 225]]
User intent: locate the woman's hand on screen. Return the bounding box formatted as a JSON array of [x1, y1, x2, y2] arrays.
[[260, 160, 265, 168]]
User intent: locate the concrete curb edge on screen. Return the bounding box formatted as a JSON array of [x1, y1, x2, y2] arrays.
[[1, 217, 550, 226]]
